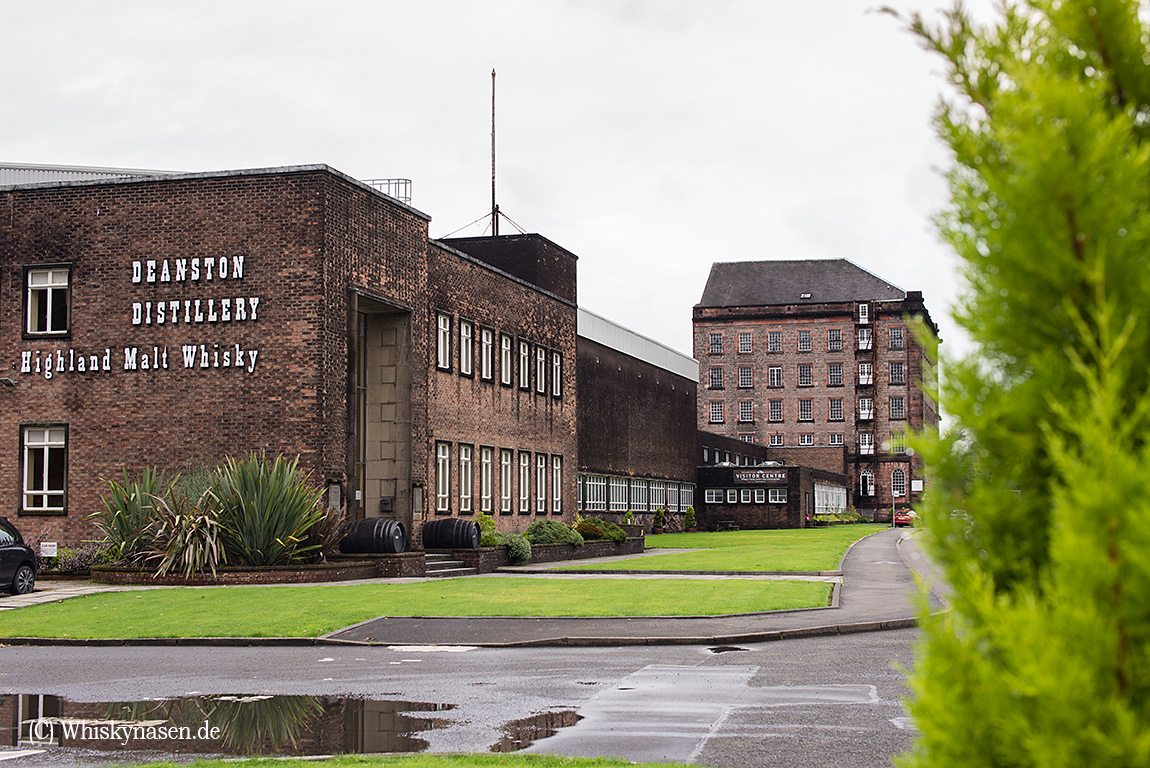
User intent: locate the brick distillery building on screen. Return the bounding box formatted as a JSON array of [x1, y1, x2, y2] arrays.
[[693, 260, 939, 521], [0, 163, 698, 548]]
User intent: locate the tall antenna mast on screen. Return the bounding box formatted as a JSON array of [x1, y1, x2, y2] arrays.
[[491, 68, 499, 236]]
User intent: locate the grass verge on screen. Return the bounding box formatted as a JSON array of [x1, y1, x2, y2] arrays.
[[0, 577, 830, 639], [112, 756, 698, 768], [562, 525, 886, 571]]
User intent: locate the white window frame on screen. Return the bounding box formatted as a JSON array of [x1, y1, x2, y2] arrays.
[[709, 333, 723, 354], [769, 488, 787, 504], [890, 396, 906, 420], [459, 445, 473, 512], [769, 434, 784, 446], [459, 320, 474, 376], [26, 267, 71, 337], [518, 340, 531, 390], [650, 481, 666, 510], [536, 454, 547, 512], [754, 488, 766, 503], [480, 447, 494, 512], [726, 489, 738, 503], [798, 363, 812, 387], [737, 331, 752, 354], [858, 327, 873, 350], [859, 363, 873, 386], [741, 488, 752, 503], [552, 351, 562, 397], [552, 456, 563, 513], [500, 334, 513, 385], [860, 433, 875, 455], [738, 366, 753, 388], [769, 400, 783, 422], [585, 474, 607, 512], [767, 330, 781, 353], [22, 426, 67, 512], [705, 488, 723, 504], [828, 328, 842, 351], [709, 401, 724, 423], [799, 399, 813, 422], [480, 328, 494, 380], [536, 347, 547, 394], [860, 469, 875, 496], [768, 366, 782, 387], [739, 400, 754, 423], [892, 469, 907, 497], [890, 326, 905, 349], [829, 433, 844, 446], [630, 479, 649, 512], [828, 362, 843, 387], [799, 433, 814, 446], [436, 314, 452, 370], [709, 367, 723, 389], [859, 397, 874, 420], [609, 477, 629, 512], [858, 304, 870, 324], [668, 483, 680, 513], [830, 398, 844, 421], [798, 329, 811, 352], [435, 442, 451, 512], [890, 361, 905, 385], [519, 452, 531, 512], [500, 449, 513, 512], [891, 431, 907, 454]]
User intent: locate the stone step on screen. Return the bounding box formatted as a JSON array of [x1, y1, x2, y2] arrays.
[[424, 566, 480, 578]]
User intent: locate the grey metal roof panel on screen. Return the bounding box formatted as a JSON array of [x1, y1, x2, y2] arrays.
[[696, 259, 907, 308]]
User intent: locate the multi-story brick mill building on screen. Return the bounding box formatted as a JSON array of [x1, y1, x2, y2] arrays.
[[0, 163, 698, 548], [692, 260, 938, 520]]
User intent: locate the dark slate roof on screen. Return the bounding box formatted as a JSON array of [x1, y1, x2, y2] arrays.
[[696, 259, 907, 308]]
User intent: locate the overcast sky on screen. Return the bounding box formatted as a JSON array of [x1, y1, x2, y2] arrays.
[[3, 0, 996, 359]]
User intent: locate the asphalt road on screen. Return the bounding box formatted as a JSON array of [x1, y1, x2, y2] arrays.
[[0, 627, 919, 767]]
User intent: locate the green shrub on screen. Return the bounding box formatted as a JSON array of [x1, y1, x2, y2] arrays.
[[579, 517, 626, 544], [684, 507, 697, 529], [92, 466, 171, 565], [494, 531, 531, 564], [653, 507, 666, 528], [476, 511, 497, 536], [524, 520, 584, 547], [480, 531, 498, 547], [51, 543, 112, 573], [148, 489, 227, 578], [574, 521, 605, 541], [213, 454, 326, 566]]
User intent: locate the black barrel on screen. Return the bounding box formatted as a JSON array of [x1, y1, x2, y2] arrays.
[[421, 518, 481, 550], [339, 518, 407, 554]]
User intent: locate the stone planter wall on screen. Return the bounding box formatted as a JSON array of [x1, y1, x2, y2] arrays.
[[90, 560, 382, 586], [445, 536, 644, 573]]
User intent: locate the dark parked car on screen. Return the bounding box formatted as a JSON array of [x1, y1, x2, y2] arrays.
[[0, 517, 37, 594]]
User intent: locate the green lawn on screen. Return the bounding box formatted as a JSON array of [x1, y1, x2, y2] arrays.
[[113, 756, 699, 768], [0, 576, 830, 639], [561, 525, 886, 572]]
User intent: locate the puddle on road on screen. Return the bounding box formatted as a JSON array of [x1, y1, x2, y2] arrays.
[[490, 710, 582, 752], [1, 693, 454, 757], [708, 646, 750, 654]]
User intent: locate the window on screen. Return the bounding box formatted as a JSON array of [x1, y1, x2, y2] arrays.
[[890, 326, 905, 349], [769, 434, 785, 446], [767, 331, 782, 353], [829, 433, 844, 446], [518, 341, 531, 390], [584, 474, 607, 511], [890, 396, 906, 420], [500, 449, 513, 513], [552, 351, 562, 397], [480, 328, 494, 380], [891, 431, 907, 454], [860, 433, 875, 455], [26, 267, 70, 336], [858, 327, 873, 350], [500, 334, 513, 386], [630, 479, 648, 512], [21, 426, 66, 512], [519, 452, 531, 513], [727, 489, 738, 503], [536, 347, 547, 394], [536, 454, 547, 512], [859, 363, 873, 385], [799, 399, 813, 421], [859, 398, 874, 420], [858, 304, 870, 324], [552, 456, 563, 513], [738, 366, 753, 388], [798, 329, 811, 352], [754, 488, 766, 503], [860, 469, 875, 496], [708, 367, 724, 389], [702, 446, 710, 463], [892, 469, 907, 497], [668, 483, 681, 512], [436, 314, 452, 370], [798, 363, 812, 387], [741, 488, 752, 503], [459, 320, 473, 376], [828, 362, 843, 387], [681, 485, 695, 510], [709, 333, 723, 354], [738, 331, 752, 353], [827, 328, 842, 352], [799, 433, 814, 446], [459, 445, 473, 513], [829, 398, 844, 421], [709, 401, 724, 423], [769, 399, 783, 422], [609, 477, 629, 512], [739, 400, 754, 422], [705, 488, 723, 504], [435, 442, 451, 512], [768, 366, 782, 388], [890, 361, 905, 385], [739, 434, 755, 443], [480, 447, 494, 512], [769, 488, 787, 503]]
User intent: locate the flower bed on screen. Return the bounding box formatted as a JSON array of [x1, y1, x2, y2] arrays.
[[89, 560, 383, 586]]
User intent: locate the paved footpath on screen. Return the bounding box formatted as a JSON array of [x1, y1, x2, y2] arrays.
[[326, 528, 944, 647]]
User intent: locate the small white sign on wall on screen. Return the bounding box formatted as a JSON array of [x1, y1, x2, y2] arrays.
[[911, 479, 924, 492], [40, 542, 57, 558]]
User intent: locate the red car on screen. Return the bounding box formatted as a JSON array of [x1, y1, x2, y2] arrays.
[[893, 510, 918, 528]]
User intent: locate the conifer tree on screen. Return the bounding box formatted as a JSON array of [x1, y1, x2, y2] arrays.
[[893, 1, 1150, 764]]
